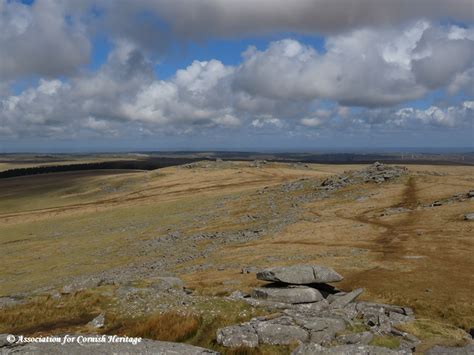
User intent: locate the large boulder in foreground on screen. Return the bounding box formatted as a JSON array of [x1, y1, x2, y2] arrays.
[[1, 339, 217, 354], [292, 343, 411, 354], [252, 285, 324, 304], [257, 265, 343, 284]]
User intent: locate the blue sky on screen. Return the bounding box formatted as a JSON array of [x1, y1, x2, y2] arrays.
[[0, 0, 473, 152]]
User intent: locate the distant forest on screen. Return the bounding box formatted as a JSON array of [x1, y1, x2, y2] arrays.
[[0, 157, 203, 179]]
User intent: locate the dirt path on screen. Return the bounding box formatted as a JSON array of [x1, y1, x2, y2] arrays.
[[352, 177, 420, 260]]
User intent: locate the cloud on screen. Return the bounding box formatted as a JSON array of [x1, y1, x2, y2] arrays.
[[411, 26, 474, 89], [1, 22, 473, 141], [351, 101, 474, 129], [234, 22, 474, 107], [2, 0, 473, 81], [0, 0, 91, 80], [136, 0, 474, 39]]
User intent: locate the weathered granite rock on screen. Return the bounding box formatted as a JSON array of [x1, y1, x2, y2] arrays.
[[293, 316, 346, 334], [295, 299, 330, 313], [257, 265, 343, 284], [0, 334, 12, 348], [388, 311, 413, 326], [1, 339, 218, 354], [243, 297, 295, 310], [356, 302, 414, 331], [330, 288, 364, 309], [464, 213, 474, 221], [255, 321, 309, 345], [252, 286, 323, 304], [292, 343, 412, 354], [216, 323, 258, 348], [309, 330, 336, 346], [425, 344, 474, 354], [87, 313, 105, 329], [218, 265, 419, 353], [390, 328, 420, 351], [0, 297, 23, 309], [336, 332, 373, 345]]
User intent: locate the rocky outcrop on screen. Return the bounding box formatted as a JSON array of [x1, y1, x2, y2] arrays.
[[256, 264, 343, 284], [216, 264, 427, 353], [321, 162, 408, 189], [428, 189, 474, 208], [217, 264, 421, 352]]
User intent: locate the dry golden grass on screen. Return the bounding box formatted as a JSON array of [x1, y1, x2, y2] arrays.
[[0, 161, 472, 351], [397, 319, 469, 352], [0, 290, 109, 335], [109, 311, 202, 342], [103, 299, 287, 354]]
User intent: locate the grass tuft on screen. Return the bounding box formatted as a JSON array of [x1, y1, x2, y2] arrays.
[[0, 290, 109, 335], [111, 311, 202, 342], [369, 335, 400, 349]]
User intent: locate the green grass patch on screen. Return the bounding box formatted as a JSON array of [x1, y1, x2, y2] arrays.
[[369, 335, 400, 349]]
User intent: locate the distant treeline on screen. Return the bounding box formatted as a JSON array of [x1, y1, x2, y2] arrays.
[[1, 153, 472, 179], [0, 158, 205, 179]]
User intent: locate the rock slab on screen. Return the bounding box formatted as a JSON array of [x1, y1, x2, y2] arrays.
[[216, 323, 258, 348], [252, 286, 324, 304], [257, 265, 343, 284]]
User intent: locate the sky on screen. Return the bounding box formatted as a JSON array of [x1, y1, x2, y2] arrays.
[[0, 0, 473, 152]]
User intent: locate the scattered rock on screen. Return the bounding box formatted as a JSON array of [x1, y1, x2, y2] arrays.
[[241, 266, 261, 274], [87, 313, 105, 329], [0, 296, 23, 309], [149, 277, 184, 291], [330, 288, 364, 309], [464, 213, 474, 221], [252, 285, 324, 304], [216, 323, 258, 348], [427, 190, 474, 208], [257, 265, 343, 284]]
